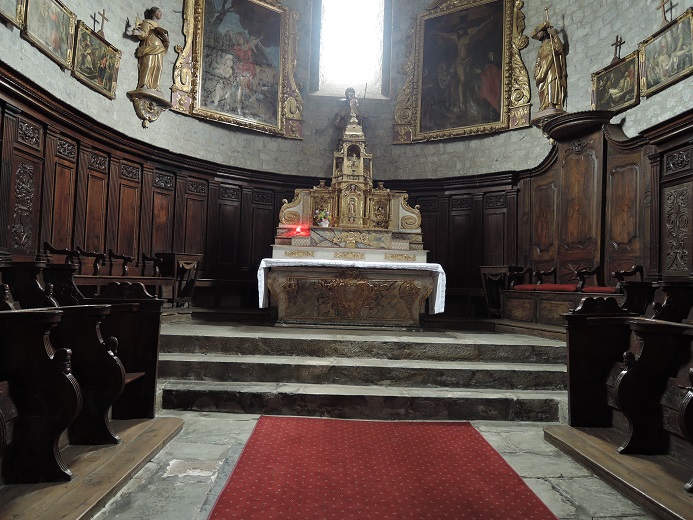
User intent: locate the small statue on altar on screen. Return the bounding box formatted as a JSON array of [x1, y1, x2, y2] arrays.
[[334, 87, 361, 129], [531, 8, 566, 114]]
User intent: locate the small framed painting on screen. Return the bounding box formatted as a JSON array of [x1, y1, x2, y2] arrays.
[[591, 51, 639, 114], [0, 0, 25, 28], [22, 0, 76, 69], [72, 21, 122, 99], [640, 8, 693, 97]]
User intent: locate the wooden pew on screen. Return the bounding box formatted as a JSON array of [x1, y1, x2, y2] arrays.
[[46, 244, 175, 301], [0, 308, 81, 483], [1, 262, 126, 444], [42, 260, 163, 419]]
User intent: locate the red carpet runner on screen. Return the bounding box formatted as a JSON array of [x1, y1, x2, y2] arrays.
[[209, 416, 557, 519]]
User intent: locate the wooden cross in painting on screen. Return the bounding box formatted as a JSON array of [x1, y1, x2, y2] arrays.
[[657, 0, 671, 27], [611, 35, 624, 63], [97, 9, 109, 36]]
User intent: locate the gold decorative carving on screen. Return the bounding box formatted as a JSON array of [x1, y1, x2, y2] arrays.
[[171, 0, 195, 112], [331, 231, 371, 248], [399, 196, 421, 229], [284, 250, 314, 258], [393, 0, 531, 143], [384, 254, 417, 262], [334, 252, 366, 260]]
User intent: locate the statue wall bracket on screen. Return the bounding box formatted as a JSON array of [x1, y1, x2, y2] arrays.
[[127, 89, 172, 128]]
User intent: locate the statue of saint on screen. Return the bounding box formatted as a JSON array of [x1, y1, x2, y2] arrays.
[[133, 6, 169, 92], [531, 16, 566, 112], [334, 87, 360, 129]]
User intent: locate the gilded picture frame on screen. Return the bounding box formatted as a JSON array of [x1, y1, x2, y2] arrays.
[[393, 0, 531, 144], [0, 0, 25, 28], [640, 8, 693, 97], [591, 50, 639, 114], [22, 0, 75, 69], [72, 21, 122, 100], [171, 0, 303, 139]]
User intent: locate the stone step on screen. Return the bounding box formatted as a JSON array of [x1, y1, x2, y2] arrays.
[[159, 323, 566, 363], [159, 353, 567, 391], [160, 380, 567, 422]]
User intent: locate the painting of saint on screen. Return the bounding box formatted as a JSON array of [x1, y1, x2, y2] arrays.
[[642, 12, 693, 96], [199, 0, 281, 127], [419, 0, 505, 133], [24, 0, 75, 68], [72, 21, 121, 99], [592, 52, 638, 113]]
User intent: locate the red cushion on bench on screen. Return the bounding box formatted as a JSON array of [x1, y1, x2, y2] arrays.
[[535, 283, 578, 292], [581, 286, 618, 294], [512, 284, 537, 291]]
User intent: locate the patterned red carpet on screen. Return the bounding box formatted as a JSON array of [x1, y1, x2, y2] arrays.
[[208, 416, 557, 519]]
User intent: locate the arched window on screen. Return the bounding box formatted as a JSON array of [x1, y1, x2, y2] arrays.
[[310, 0, 392, 97]]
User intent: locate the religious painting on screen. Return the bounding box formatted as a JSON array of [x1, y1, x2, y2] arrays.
[[393, 0, 531, 144], [591, 51, 639, 114], [0, 0, 25, 28], [72, 21, 122, 100], [171, 0, 304, 139], [640, 9, 693, 97], [22, 0, 75, 69]]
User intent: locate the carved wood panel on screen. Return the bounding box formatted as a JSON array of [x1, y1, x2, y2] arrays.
[[84, 170, 108, 252], [151, 189, 174, 254], [8, 153, 42, 258], [51, 161, 76, 249], [560, 148, 599, 253], [217, 200, 241, 267], [184, 197, 206, 254], [662, 181, 692, 277], [116, 182, 141, 259], [531, 177, 557, 261], [449, 212, 472, 277], [249, 205, 274, 267]]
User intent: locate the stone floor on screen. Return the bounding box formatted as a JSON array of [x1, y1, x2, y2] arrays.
[[91, 411, 655, 520]]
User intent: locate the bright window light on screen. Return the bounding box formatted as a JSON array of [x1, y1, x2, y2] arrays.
[[319, 0, 384, 96]]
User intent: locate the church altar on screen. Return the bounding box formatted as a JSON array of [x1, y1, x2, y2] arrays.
[[258, 258, 445, 328], [259, 90, 445, 328]]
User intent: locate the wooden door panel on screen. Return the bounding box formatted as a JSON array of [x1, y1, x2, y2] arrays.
[[152, 190, 173, 253], [8, 153, 43, 258], [484, 210, 506, 266], [184, 197, 206, 254], [449, 213, 472, 274], [117, 183, 140, 258], [51, 162, 76, 249], [218, 201, 240, 266], [84, 171, 107, 252]]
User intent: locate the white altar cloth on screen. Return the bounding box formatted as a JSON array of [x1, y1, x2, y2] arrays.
[[257, 258, 446, 314]]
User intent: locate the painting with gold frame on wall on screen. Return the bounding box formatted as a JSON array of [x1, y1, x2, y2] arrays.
[[0, 0, 25, 28], [22, 0, 75, 69], [72, 21, 122, 100], [591, 50, 639, 114], [393, 0, 531, 144], [640, 8, 693, 97], [171, 0, 303, 139]]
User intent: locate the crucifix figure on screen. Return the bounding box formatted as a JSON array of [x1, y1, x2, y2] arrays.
[[90, 12, 99, 32], [611, 35, 625, 63], [97, 9, 109, 36], [657, 0, 671, 28]]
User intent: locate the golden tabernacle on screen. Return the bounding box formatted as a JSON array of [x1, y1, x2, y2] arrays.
[[259, 91, 446, 328]]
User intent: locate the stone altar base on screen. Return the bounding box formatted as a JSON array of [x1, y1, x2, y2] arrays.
[[266, 266, 435, 328]]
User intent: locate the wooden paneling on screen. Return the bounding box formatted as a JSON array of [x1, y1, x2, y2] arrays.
[[183, 178, 207, 254], [661, 181, 693, 277], [84, 168, 108, 253], [116, 182, 140, 258], [7, 152, 43, 259], [51, 161, 76, 249]]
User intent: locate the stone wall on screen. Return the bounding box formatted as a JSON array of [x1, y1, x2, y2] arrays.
[[0, 0, 690, 179]]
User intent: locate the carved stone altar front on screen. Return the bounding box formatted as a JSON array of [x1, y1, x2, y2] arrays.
[[266, 265, 436, 328]]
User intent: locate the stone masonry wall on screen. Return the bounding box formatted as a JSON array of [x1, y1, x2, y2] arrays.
[[0, 1, 689, 179]]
